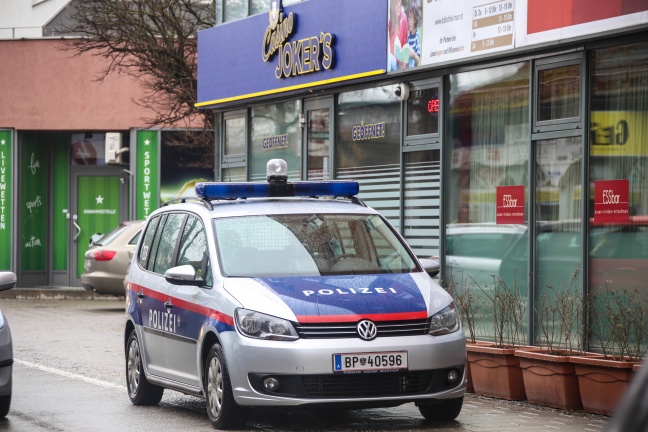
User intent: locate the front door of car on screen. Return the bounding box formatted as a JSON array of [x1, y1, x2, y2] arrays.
[[70, 168, 129, 287]]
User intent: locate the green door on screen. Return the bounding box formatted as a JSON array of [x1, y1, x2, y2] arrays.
[[71, 169, 129, 285]]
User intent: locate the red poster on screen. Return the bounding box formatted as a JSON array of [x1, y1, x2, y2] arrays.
[[496, 185, 525, 224], [594, 179, 629, 224]]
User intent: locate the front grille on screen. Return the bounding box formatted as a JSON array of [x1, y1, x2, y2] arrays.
[[295, 319, 429, 339], [248, 366, 464, 399], [302, 371, 433, 397]]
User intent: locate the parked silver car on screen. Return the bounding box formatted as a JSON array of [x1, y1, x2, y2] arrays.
[[0, 271, 16, 418], [82, 221, 145, 296]]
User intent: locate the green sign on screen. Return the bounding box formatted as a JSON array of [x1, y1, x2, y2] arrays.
[[0, 131, 12, 270], [77, 176, 120, 277], [21, 137, 47, 271], [136, 130, 159, 219]]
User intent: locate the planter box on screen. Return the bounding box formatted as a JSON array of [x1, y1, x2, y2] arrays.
[[466, 343, 526, 400], [515, 348, 582, 410], [571, 355, 640, 415]]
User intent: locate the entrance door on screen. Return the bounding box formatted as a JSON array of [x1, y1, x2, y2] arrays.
[[304, 97, 333, 180], [70, 168, 129, 286]]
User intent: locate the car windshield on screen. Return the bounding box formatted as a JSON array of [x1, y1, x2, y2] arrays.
[[213, 213, 419, 277]]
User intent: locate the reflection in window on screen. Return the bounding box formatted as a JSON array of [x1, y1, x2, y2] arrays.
[[224, 117, 245, 156], [153, 214, 186, 275], [589, 42, 648, 299], [336, 86, 401, 229], [251, 101, 301, 181], [538, 64, 580, 122], [223, 0, 247, 22], [445, 63, 530, 342], [307, 109, 329, 180], [177, 216, 211, 285]]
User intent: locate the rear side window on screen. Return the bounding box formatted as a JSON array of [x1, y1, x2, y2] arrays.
[[138, 216, 161, 269]]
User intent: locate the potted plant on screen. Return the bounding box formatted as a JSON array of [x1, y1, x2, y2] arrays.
[[461, 273, 528, 401], [570, 286, 648, 415], [514, 270, 587, 410]]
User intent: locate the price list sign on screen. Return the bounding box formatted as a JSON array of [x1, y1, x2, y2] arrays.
[[471, 1, 515, 53]]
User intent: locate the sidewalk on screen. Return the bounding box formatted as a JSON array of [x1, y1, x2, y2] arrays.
[[0, 286, 123, 300]]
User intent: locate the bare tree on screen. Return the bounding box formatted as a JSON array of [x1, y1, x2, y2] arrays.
[[60, 0, 215, 149]]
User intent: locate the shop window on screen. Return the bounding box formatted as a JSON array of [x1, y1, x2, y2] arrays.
[[250, 101, 301, 181], [588, 41, 648, 303], [335, 85, 401, 229], [222, 111, 247, 180], [534, 54, 583, 132], [445, 62, 530, 339], [223, 0, 248, 22]]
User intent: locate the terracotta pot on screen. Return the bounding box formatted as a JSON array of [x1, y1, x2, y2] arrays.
[[466, 343, 526, 400], [570, 355, 640, 415], [515, 348, 582, 410]]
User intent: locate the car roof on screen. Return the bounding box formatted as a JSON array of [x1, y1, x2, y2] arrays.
[[154, 197, 379, 220]]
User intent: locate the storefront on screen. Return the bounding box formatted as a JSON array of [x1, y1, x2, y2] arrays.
[[198, 0, 648, 346]]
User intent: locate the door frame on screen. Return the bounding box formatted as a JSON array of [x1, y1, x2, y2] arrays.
[[69, 167, 130, 287]]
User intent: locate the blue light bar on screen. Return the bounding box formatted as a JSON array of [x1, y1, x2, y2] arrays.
[[195, 181, 359, 200]]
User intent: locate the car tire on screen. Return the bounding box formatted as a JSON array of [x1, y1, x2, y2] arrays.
[[0, 394, 10, 418], [417, 396, 463, 421], [126, 330, 164, 405], [204, 343, 248, 430]]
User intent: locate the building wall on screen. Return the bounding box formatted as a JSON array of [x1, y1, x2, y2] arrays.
[[0, 39, 152, 130]]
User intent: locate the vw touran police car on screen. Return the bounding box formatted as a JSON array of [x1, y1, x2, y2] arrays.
[[125, 159, 466, 429]]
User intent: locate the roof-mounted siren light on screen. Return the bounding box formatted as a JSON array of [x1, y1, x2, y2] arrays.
[[267, 159, 288, 183]]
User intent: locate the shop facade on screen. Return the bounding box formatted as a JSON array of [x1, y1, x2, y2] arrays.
[[197, 0, 648, 345]]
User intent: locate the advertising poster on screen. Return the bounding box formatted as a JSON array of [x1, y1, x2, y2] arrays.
[[136, 130, 159, 220], [594, 179, 629, 224], [419, 0, 515, 67], [387, 0, 424, 71], [496, 185, 525, 224], [71, 133, 106, 166], [160, 132, 214, 204], [517, 0, 648, 47], [0, 130, 11, 270]]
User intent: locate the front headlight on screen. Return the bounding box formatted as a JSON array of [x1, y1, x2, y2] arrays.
[[235, 308, 299, 341], [429, 303, 460, 336]]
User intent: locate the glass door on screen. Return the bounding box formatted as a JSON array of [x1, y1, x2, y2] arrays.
[[304, 97, 333, 180], [70, 168, 129, 286]]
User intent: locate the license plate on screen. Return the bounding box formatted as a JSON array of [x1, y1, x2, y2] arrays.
[[333, 351, 407, 373]]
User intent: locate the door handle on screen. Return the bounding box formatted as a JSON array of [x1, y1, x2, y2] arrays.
[[72, 214, 81, 242], [164, 299, 173, 310], [137, 290, 145, 299]]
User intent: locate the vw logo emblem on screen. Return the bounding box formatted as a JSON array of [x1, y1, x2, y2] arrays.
[[357, 320, 378, 341]]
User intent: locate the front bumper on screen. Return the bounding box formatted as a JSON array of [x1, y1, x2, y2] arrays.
[[221, 330, 466, 407]]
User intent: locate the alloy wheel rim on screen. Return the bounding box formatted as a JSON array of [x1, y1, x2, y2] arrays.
[[207, 356, 224, 418], [127, 339, 141, 395]]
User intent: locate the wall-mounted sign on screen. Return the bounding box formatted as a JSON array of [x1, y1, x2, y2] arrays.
[[0, 130, 12, 270], [262, 2, 334, 80], [136, 130, 159, 219], [496, 185, 525, 224], [594, 179, 629, 224], [197, 0, 386, 108]]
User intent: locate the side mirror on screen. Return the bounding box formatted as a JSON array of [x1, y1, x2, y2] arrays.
[[419, 258, 440, 278], [164, 265, 204, 286], [0, 272, 17, 292]]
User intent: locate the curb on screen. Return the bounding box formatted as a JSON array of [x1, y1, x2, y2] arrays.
[[0, 287, 124, 301]]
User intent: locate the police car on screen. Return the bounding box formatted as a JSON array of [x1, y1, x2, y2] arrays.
[[124, 159, 466, 429]]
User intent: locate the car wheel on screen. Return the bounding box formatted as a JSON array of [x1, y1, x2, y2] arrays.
[[126, 330, 164, 405], [417, 396, 463, 421], [204, 343, 248, 429], [0, 394, 10, 418]]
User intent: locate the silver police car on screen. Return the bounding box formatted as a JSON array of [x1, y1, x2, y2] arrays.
[[0, 271, 16, 419], [125, 159, 466, 429]]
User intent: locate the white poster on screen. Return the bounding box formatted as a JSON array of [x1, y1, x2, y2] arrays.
[[421, 0, 515, 66]]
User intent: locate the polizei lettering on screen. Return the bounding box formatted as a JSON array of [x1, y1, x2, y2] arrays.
[[149, 309, 178, 334], [302, 287, 398, 297]]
